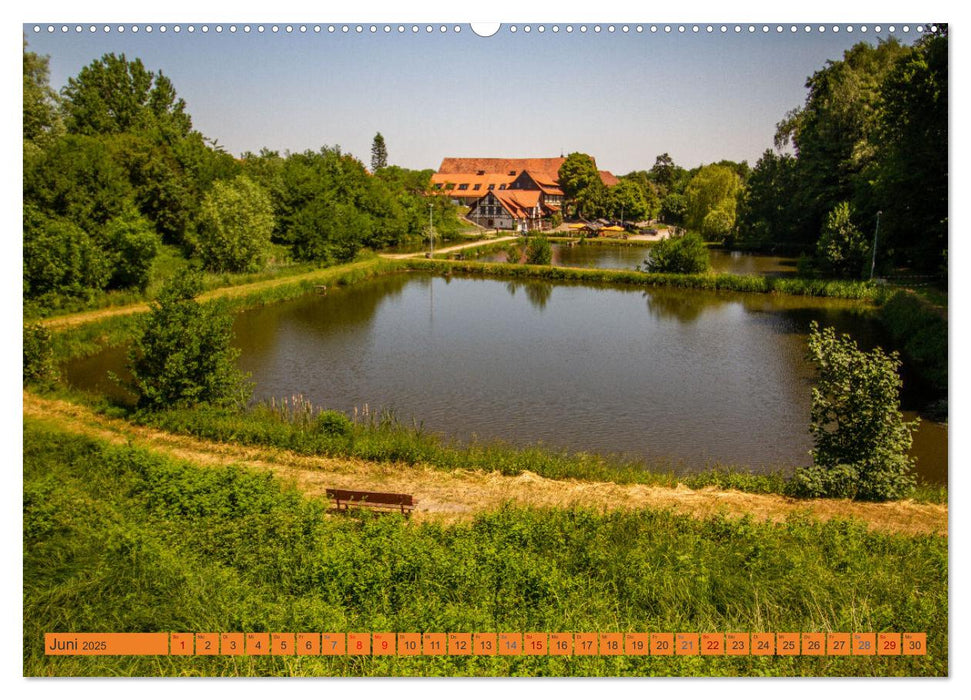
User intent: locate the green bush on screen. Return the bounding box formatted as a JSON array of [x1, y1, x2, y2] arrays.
[[525, 236, 552, 265], [816, 202, 870, 279], [128, 269, 252, 410], [796, 322, 917, 501], [23, 322, 58, 384], [643, 232, 710, 273], [878, 291, 947, 393]]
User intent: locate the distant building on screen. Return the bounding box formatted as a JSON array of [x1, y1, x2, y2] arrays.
[[466, 189, 556, 232], [431, 156, 618, 230]]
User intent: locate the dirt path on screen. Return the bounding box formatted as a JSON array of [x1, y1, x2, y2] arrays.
[[37, 261, 383, 331], [23, 392, 947, 535], [380, 236, 518, 260]]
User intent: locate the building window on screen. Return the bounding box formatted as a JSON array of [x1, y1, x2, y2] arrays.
[[458, 183, 468, 191], [499, 184, 507, 190], [473, 184, 481, 190], [488, 184, 495, 190]]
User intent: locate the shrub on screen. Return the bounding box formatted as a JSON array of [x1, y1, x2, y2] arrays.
[[525, 236, 552, 265], [816, 202, 870, 279], [644, 232, 710, 273], [23, 323, 57, 384], [878, 291, 947, 393], [127, 269, 252, 410], [794, 322, 917, 501]]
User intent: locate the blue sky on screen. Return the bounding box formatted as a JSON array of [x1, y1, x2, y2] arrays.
[[23, 22, 927, 174]]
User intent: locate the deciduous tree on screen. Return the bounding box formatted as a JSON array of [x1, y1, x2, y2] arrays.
[[791, 323, 917, 501], [196, 176, 275, 273]]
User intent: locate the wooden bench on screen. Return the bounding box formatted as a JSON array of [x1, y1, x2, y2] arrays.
[[325, 488, 415, 517]]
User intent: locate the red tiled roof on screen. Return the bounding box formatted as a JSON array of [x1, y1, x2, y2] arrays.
[[599, 170, 620, 187], [437, 157, 567, 176], [430, 172, 513, 194], [471, 189, 545, 220], [434, 156, 618, 197], [519, 170, 564, 196]]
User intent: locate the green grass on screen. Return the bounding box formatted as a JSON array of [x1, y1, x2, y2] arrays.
[[23, 420, 948, 677], [122, 399, 942, 504], [24, 243, 321, 322], [136, 402, 789, 494], [48, 257, 407, 362], [406, 259, 886, 300]]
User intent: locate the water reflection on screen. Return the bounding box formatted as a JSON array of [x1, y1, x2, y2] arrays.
[[643, 287, 729, 323], [505, 280, 554, 310], [61, 272, 947, 483]]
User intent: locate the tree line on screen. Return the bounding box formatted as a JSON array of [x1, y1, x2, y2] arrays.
[[23, 42, 460, 311], [560, 30, 946, 278]]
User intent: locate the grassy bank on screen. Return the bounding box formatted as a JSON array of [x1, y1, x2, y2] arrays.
[[878, 291, 948, 394], [136, 401, 791, 495], [24, 243, 320, 322], [406, 259, 885, 300], [24, 420, 948, 677], [48, 258, 407, 362], [118, 399, 941, 504]]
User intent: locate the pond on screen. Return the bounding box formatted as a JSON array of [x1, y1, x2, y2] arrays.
[[63, 272, 947, 484], [476, 242, 799, 276]]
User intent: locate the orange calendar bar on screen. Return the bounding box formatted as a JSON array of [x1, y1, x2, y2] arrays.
[[473, 633, 497, 656], [373, 633, 396, 656], [625, 633, 649, 656], [43, 631, 928, 657], [676, 633, 699, 655], [701, 633, 724, 656], [651, 632, 674, 656], [321, 633, 345, 656], [827, 633, 851, 656], [45, 633, 169, 656], [220, 633, 243, 656], [171, 633, 193, 656], [398, 633, 421, 656], [195, 633, 219, 656], [499, 633, 522, 656], [726, 633, 749, 656], [448, 633, 472, 655], [296, 633, 320, 656], [802, 633, 825, 656], [549, 633, 572, 656]]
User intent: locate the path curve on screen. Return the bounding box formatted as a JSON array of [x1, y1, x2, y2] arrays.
[[23, 392, 947, 535]]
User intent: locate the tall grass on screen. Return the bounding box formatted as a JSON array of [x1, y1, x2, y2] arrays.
[[23, 420, 948, 677], [138, 401, 793, 494]]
